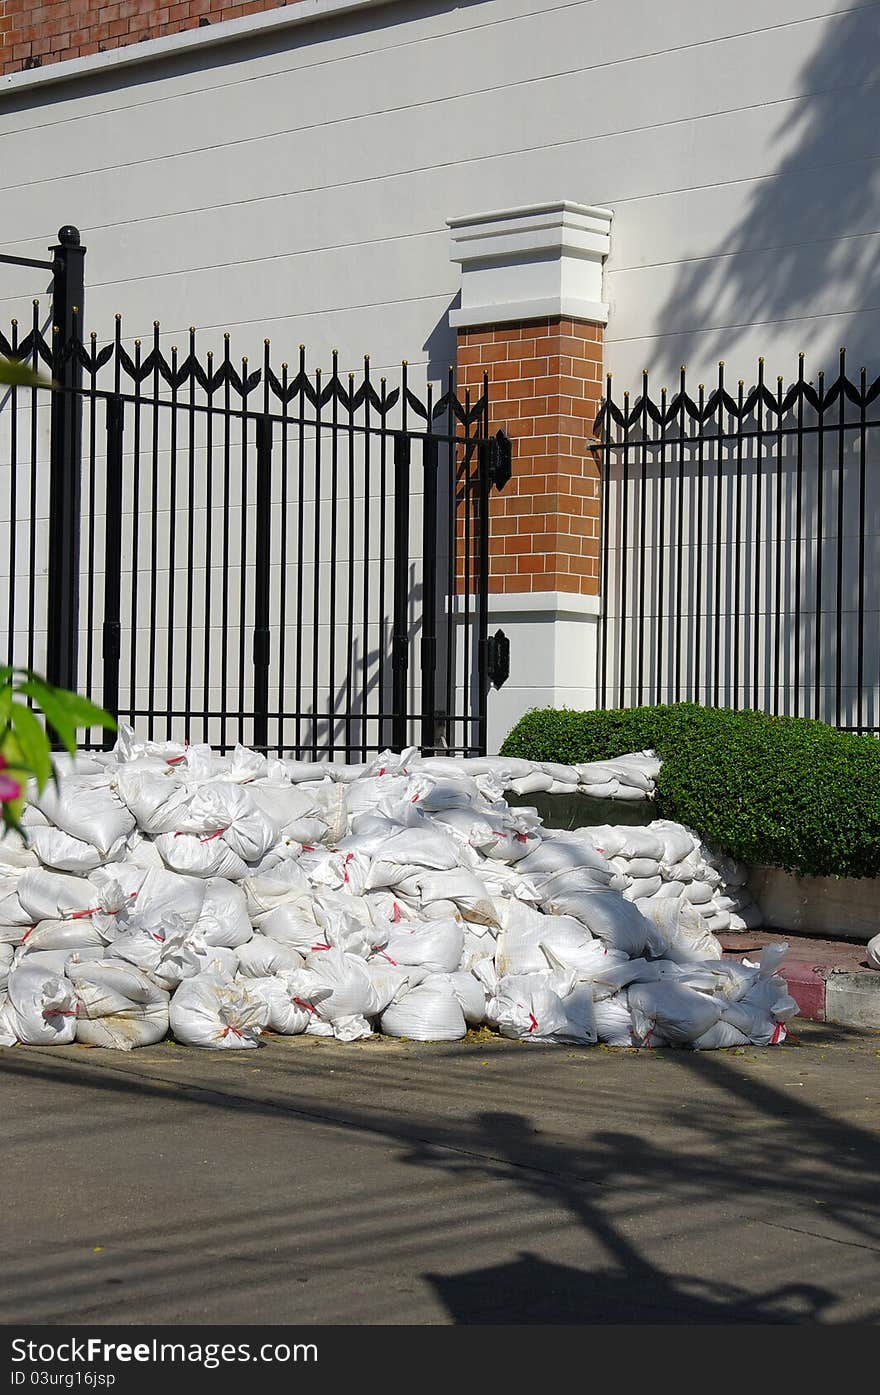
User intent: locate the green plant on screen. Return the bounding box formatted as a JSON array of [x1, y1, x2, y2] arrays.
[[501, 702, 880, 879], [0, 359, 45, 388], [0, 670, 116, 828]]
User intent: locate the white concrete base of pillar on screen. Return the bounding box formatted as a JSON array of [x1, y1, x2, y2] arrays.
[[453, 591, 600, 754]]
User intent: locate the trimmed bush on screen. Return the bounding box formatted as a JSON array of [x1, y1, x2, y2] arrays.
[[500, 703, 880, 879]]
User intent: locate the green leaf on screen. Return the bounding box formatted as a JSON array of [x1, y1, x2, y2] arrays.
[[10, 701, 53, 790], [15, 679, 115, 754], [0, 666, 13, 688], [0, 358, 50, 389]]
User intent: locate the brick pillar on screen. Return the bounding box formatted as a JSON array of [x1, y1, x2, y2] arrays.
[[456, 316, 604, 596], [448, 202, 612, 749]]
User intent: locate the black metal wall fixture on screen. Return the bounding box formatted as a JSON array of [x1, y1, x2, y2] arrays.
[[597, 353, 880, 733], [0, 228, 512, 757]]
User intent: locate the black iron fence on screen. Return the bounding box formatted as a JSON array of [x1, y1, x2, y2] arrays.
[[597, 353, 880, 733], [0, 228, 511, 757]]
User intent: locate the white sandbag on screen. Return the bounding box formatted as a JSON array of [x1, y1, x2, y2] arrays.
[[649, 820, 698, 865], [580, 780, 620, 798], [365, 824, 462, 883], [305, 947, 377, 1022], [12, 946, 103, 976], [508, 770, 553, 795], [245, 970, 332, 1035], [702, 909, 731, 932], [716, 978, 798, 1046], [68, 960, 170, 1050], [188, 942, 240, 979], [593, 992, 635, 1047], [518, 838, 615, 883], [247, 782, 330, 845], [0, 827, 38, 870], [155, 830, 250, 881], [169, 971, 267, 1048], [17, 918, 108, 954], [307, 1011, 373, 1042], [16, 869, 98, 922], [380, 980, 467, 1041], [458, 921, 497, 970], [383, 920, 464, 975], [0, 964, 78, 1046], [34, 775, 135, 857], [364, 956, 414, 1013], [395, 868, 497, 926], [539, 884, 651, 958], [683, 881, 715, 906], [30, 826, 127, 875], [191, 878, 253, 948], [638, 898, 723, 964], [113, 724, 189, 765], [443, 969, 487, 1025], [617, 857, 662, 881], [537, 761, 580, 785], [116, 866, 206, 931], [105, 915, 201, 991], [867, 933, 880, 971], [236, 936, 304, 978], [692, 1019, 752, 1049], [628, 981, 723, 1046], [622, 876, 663, 902], [494, 901, 554, 976], [0, 942, 14, 991], [492, 971, 596, 1045]]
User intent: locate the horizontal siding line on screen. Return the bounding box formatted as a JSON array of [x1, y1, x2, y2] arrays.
[[84, 229, 448, 292], [0, 0, 593, 138], [608, 223, 880, 277], [0, 79, 870, 210], [1, 0, 869, 151], [7, 129, 880, 255], [605, 298, 880, 347]]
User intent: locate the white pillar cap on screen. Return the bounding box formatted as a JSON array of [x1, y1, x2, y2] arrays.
[[447, 200, 612, 329]]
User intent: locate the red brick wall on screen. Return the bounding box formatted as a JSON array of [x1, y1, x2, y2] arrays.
[[456, 317, 604, 597], [0, 0, 299, 74]]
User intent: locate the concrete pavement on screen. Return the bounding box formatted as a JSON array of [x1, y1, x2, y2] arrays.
[[1, 1023, 879, 1324]]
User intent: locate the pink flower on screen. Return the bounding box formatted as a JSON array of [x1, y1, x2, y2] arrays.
[[0, 773, 21, 803]]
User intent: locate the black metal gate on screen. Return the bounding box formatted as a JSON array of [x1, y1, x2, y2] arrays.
[[597, 355, 880, 733], [0, 227, 511, 757]]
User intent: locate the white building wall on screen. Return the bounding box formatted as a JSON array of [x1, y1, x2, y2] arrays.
[[2, 0, 877, 389], [2, 0, 879, 749]]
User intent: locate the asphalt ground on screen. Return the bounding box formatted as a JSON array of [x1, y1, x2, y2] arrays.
[[1, 1021, 878, 1325]]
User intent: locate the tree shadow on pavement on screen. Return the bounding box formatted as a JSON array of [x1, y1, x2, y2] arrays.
[[1, 1040, 878, 1323]]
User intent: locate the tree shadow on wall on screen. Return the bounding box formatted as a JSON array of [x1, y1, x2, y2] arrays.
[[647, 4, 880, 382]]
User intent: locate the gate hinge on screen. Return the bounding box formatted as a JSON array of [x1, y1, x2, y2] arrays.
[[487, 628, 510, 689], [488, 430, 512, 491]]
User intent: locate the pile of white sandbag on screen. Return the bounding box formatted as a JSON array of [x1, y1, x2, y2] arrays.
[[0, 730, 794, 1053], [573, 820, 762, 933], [476, 751, 661, 801]]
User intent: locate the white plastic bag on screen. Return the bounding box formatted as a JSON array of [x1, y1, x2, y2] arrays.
[[0, 964, 79, 1046], [68, 961, 170, 1050], [169, 972, 267, 1048], [380, 980, 467, 1041]]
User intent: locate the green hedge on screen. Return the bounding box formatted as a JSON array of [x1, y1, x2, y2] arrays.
[[500, 703, 880, 879]]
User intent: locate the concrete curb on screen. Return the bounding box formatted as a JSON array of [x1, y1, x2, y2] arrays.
[[719, 931, 880, 1031]]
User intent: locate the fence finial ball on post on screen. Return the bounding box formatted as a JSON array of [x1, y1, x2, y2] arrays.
[[57, 226, 81, 247]]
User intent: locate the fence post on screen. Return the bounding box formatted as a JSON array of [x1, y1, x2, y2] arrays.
[[101, 396, 124, 748], [47, 225, 86, 693], [253, 414, 273, 751], [420, 435, 439, 751], [391, 433, 411, 751]]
